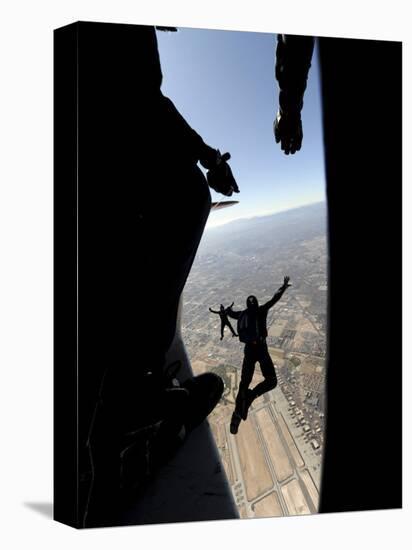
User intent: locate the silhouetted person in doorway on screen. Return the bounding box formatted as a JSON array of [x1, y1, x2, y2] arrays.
[[227, 277, 291, 434], [80, 23, 239, 527], [209, 303, 238, 339]]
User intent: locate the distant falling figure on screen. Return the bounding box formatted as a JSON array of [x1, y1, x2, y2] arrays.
[[209, 303, 238, 340], [227, 276, 291, 434]]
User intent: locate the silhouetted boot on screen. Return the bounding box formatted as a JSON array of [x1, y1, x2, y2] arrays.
[[230, 411, 241, 435], [119, 368, 224, 498], [243, 389, 255, 420]]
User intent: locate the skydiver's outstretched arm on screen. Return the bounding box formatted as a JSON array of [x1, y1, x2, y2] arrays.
[[262, 276, 291, 310], [274, 35, 315, 155], [159, 94, 210, 164], [226, 306, 242, 320], [159, 95, 238, 197], [209, 307, 220, 314], [224, 302, 235, 313]]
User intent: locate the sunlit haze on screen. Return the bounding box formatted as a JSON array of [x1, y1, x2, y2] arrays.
[[157, 27, 326, 228]]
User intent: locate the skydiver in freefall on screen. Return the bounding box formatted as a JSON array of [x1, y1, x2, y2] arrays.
[[209, 303, 238, 339], [227, 276, 291, 434]]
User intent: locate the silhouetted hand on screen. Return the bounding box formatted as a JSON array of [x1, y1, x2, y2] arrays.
[[274, 111, 303, 155], [202, 150, 239, 197], [199, 145, 221, 170], [283, 276, 291, 288]]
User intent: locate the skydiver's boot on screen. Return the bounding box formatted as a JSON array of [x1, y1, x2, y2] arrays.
[[145, 370, 224, 474], [85, 362, 191, 522], [120, 397, 189, 497], [119, 365, 224, 499], [230, 411, 241, 435], [240, 389, 254, 421]]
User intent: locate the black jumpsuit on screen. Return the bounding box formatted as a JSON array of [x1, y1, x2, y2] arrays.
[[228, 285, 288, 412], [209, 304, 237, 339]]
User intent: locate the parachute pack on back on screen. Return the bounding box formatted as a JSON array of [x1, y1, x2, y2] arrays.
[[237, 311, 259, 344]]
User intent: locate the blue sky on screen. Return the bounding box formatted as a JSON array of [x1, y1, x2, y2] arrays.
[[157, 28, 326, 227]]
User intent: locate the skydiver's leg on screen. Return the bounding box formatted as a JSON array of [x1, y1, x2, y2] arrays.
[[230, 351, 255, 433], [226, 319, 238, 337], [144, 164, 211, 369], [235, 350, 256, 414], [220, 322, 225, 340], [250, 344, 277, 404], [87, 166, 211, 524]]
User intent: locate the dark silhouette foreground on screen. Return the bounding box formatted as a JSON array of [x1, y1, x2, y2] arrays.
[[77, 23, 239, 527], [274, 35, 402, 513]]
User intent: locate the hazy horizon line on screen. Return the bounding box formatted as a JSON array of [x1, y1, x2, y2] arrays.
[[206, 199, 326, 231]]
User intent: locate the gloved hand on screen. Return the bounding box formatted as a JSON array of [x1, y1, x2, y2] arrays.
[[202, 150, 239, 197], [274, 110, 303, 155], [199, 145, 221, 170], [282, 275, 291, 288]]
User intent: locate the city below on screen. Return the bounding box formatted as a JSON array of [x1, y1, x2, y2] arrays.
[[183, 202, 327, 518]]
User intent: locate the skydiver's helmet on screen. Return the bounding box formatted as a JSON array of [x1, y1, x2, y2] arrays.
[[220, 304, 225, 311], [246, 295, 259, 311]]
